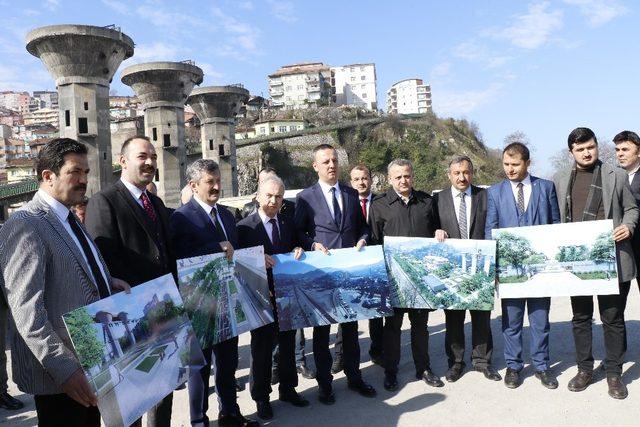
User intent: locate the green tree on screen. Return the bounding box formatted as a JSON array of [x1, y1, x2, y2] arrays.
[[65, 308, 105, 370], [495, 232, 533, 276], [590, 232, 615, 265], [524, 253, 546, 265], [556, 245, 589, 262]]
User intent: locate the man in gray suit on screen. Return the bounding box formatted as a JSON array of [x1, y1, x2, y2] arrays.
[[0, 138, 128, 426], [554, 127, 638, 400]]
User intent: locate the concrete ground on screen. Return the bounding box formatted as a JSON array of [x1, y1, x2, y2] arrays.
[[2, 286, 640, 426]]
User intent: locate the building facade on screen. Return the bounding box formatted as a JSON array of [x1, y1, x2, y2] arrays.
[[23, 107, 60, 127], [254, 119, 307, 137], [386, 78, 432, 115], [330, 63, 377, 110], [268, 62, 331, 110]]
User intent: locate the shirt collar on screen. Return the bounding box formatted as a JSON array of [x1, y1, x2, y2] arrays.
[[258, 209, 278, 226], [120, 177, 146, 201], [451, 185, 471, 198], [193, 194, 217, 215], [394, 190, 412, 204], [38, 189, 71, 223], [360, 193, 372, 203], [509, 174, 531, 189], [628, 163, 640, 176], [318, 180, 340, 194]]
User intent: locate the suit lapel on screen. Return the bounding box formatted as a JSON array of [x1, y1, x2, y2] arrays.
[[500, 180, 518, 223], [527, 177, 541, 223], [469, 186, 480, 235], [631, 171, 640, 195], [312, 183, 339, 231], [115, 181, 157, 241], [252, 214, 274, 254], [601, 166, 615, 218], [339, 184, 350, 230], [440, 188, 460, 238]]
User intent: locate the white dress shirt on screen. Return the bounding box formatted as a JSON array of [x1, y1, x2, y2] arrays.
[[38, 189, 110, 292], [318, 180, 343, 217], [193, 195, 228, 240], [628, 163, 640, 185], [451, 185, 472, 229], [258, 210, 279, 244], [509, 174, 532, 212], [120, 177, 147, 207]]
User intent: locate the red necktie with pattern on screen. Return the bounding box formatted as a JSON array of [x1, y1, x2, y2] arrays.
[[140, 192, 157, 222]]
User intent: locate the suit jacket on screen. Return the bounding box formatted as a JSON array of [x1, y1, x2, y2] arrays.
[[294, 182, 369, 250], [0, 191, 112, 394], [485, 176, 561, 240], [554, 163, 639, 282], [170, 197, 239, 260], [85, 180, 176, 286], [628, 172, 640, 265], [434, 185, 487, 240]]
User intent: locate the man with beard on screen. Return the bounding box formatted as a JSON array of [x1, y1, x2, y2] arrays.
[[554, 127, 638, 399], [85, 135, 176, 426]]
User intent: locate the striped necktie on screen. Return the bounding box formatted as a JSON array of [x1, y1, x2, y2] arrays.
[[458, 192, 468, 239]]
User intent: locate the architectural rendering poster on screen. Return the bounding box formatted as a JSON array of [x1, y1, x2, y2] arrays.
[[177, 246, 274, 347], [272, 245, 393, 331], [383, 236, 497, 310], [62, 274, 206, 427], [491, 219, 619, 298]]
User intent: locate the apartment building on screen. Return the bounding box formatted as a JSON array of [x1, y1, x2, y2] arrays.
[[386, 78, 432, 114], [268, 62, 331, 110], [23, 107, 59, 127], [331, 63, 377, 110]]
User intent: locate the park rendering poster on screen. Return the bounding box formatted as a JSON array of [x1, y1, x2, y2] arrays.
[[491, 219, 619, 298], [272, 245, 393, 330], [383, 236, 497, 310], [177, 246, 274, 347], [62, 274, 206, 427]]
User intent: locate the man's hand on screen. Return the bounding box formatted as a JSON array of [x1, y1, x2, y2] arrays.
[[111, 278, 131, 294], [265, 254, 276, 269], [355, 239, 367, 251], [293, 247, 304, 260], [61, 369, 97, 407], [312, 242, 330, 254], [612, 224, 631, 242], [219, 241, 235, 261], [435, 229, 448, 242]]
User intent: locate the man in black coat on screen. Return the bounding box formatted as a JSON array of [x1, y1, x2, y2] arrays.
[[84, 136, 175, 427], [237, 175, 310, 421], [433, 156, 501, 383], [370, 158, 444, 391]]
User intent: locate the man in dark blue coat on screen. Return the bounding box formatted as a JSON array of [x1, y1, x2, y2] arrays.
[[294, 144, 377, 404], [170, 159, 258, 427]]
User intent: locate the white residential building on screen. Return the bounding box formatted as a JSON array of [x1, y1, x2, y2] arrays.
[[386, 78, 432, 114], [268, 62, 331, 110], [330, 63, 377, 110]]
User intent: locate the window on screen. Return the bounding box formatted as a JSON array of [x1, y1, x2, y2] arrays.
[[350, 67, 355, 72], [362, 93, 367, 98], [278, 126, 287, 132], [152, 128, 157, 141], [361, 75, 366, 80], [154, 169, 159, 181], [163, 134, 171, 147], [286, 86, 292, 91], [290, 125, 298, 131], [297, 85, 303, 90], [350, 76, 356, 82], [209, 139, 214, 151], [78, 118, 88, 134], [83, 102, 89, 111], [259, 127, 266, 134], [219, 144, 225, 156], [65, 110, 70, 127]]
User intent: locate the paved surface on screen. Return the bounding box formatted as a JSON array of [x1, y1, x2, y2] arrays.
[[2, 285, 640, 426]]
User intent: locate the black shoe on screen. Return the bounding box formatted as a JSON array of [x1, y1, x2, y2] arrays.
[[504, 368, 521, 389], [331, 358, 343, 374], [279, 389, 310, 407], [348, 380, 377, 398], [218, 413, 260, 427], [256, 400, 273, 420], [474, 365, 502, 382], [384, 374, 399, 391], [418, 370, 444, 388], [370, 353, 384, 366], [535, 370, 558, 389], [568, 370, 593, 392], [318, 387, 335, 405], [271, 368, 280, 385], [297, 364, 316, 379], [607, 375, 628, 400], [0, 392, 24, 410], [445, 364, 464, 383]]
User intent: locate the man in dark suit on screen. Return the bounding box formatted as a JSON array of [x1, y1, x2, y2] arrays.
[[294, 143, 377, 404], [434, 156, 501, 383], [555, 127, 638, 400], [332, 164, 383, 374], [85, 136, 175, 427], [370, 159, 444, 392], [237, 175, 310, 421], [239, 167, 295, 220], [170, 159, 258, 427], [613, 130, 640, 313], [486, 142, 560, 390]]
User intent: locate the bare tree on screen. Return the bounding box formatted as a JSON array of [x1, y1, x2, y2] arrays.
[[547, 138, 617, 178], [504, 130, 531, 147]]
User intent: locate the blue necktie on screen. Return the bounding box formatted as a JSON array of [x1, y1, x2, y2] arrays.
[[330, 187, 342, 226]]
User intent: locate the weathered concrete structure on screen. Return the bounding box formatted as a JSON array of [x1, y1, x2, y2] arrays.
[[187, 86, 249, 197], [26, 25, 134, 195], [121, 61, 203, 207]]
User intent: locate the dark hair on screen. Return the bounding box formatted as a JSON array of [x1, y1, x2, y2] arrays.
[[36, 138, 87, 182], [350, 164, 371, 177], [503, 142, 530, 161], [567, 127, 597, 150], [121, 135, 151, 155], [313, 143, 335, 154], [613, 130, 640, 146], [259, 166, 277, 175], [448, 155, 474, 172]]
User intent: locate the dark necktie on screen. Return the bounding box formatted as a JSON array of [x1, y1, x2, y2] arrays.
[[330, 187, 342, 226], [210, 207, 227, 240], [517, 182, 525, 214], [268, 218, 281, 252], [458, 192, 468, 239], [67, 212, 110, 299], [140, 192, 157, 222], [360, 198, 368, 222]]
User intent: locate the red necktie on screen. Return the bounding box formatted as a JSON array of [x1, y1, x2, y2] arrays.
[[140, 192, 157, 222], [360, 198, 368, 221]]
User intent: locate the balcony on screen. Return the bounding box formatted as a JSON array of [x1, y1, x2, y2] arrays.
[[269, 79, 283, 86], [269, 88, 284, 96]]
